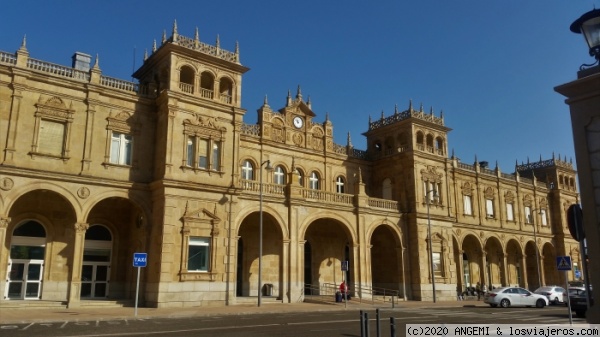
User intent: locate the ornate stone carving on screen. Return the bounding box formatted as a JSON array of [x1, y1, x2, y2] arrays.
[[461, 182, 472, 195], [292, 133, 303, 146], [484, 187, 494, 199], [504, 191, 515, 203], [0, 178, 14, 191], [77, 187, 90, 199], [0, 217, 11, 228], [75, 223, 89, 232]]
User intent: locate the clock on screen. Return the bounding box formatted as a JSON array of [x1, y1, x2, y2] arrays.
[[293, 116, 304, 128]]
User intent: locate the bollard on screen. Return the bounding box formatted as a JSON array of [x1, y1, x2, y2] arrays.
[[392, 295, 395, 308], [360, 310, 365, 337], [390, 317, 396, 337], [365, 311, 370, 337], [376, 308, 381, 337]]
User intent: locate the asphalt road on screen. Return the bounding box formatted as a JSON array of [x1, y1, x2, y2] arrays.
[[0, 305, 582, 337]]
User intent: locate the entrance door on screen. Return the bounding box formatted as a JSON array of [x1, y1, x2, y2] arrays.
[[81, 263, 110, 298], [6, 259, 44, 299], [81, 225, 112, 299]]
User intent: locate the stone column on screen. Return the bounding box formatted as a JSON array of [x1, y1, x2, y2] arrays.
[[481, 252, 489, 288], [67, 222, 88, 308], [458, 250, 465, 291], [502, 255, 509, 286], [0, 217, 11, 284], [521, 255, 529, 289], [282, 239, 290, 302], [540, 255, 546, 287]]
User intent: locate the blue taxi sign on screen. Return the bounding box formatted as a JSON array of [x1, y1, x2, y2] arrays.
[[133, 252, 147, 267]]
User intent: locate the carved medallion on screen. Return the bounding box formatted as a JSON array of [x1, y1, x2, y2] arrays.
[[0, 178, 14, 191], [77, 187, 90, 199]]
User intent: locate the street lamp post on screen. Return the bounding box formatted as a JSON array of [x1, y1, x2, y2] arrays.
[[258, 160, 272, 307], [426, 189, 438, 303], [529, 212, 542, 289]]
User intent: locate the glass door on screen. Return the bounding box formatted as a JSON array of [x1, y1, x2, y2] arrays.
[[81, 263, 110, 298], [6, 259, 44, 299]]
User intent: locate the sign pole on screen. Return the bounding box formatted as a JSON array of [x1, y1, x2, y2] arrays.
[[132, 252, 147, 317], [565, 270, 572, 325], [135, 266, 140, 317]]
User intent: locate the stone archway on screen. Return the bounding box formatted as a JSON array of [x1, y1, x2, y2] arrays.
[[505, 239, 524, 287], [370, 225, 403, 296], [303, 218, 352, 295], [237, 211, 283, 299], [483, 237, 503, 289]]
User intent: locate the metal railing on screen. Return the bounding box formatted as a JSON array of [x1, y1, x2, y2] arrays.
[[302, 282, 401, 307]]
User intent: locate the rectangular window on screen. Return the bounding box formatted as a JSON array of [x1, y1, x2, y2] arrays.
[[463, 195, 472, 215], [186, 137, 195, 167], [433, 252, 442, 276], [525, 206, 532, 223], [110, 132, 132, 165], [188, 237, 210, 272], [212, 141, 221, 171], [541, 209, 548, 226], [198, 139, 208, 169], [506, 203, 514, 221], [38, 119, 65, 155], [486, 199, 494, 218]]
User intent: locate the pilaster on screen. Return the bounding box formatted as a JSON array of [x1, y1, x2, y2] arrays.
[[67, 222, 89, 308]]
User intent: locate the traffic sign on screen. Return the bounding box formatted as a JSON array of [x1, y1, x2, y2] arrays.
[[575, 270, 581, 278], [133, 252, 147, 267], [341, 260, 349, 271], [556, 256, 572, 271], [567, 204, 584, 241]]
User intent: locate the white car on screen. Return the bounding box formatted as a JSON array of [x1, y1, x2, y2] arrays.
[[484, 286, 548, 308], [534, 286, 566, 304]]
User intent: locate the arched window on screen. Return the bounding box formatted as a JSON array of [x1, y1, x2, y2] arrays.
[[426, 134, 434, 153], [219, 77, 233, 104], [296, 168, 305, 187], [8, 221, 47, 300], [241, 160, 254, 180], [435, 136, 444, 155], [382, 178, 392, 199], [335, 176, 345, 193], [309, 171, 320, 190], [416, 131, 424, 151], [82, 225, 113, 298], [200, 72, 214, 99], [179, 65, 195, 94], [274, 165, 286, 185]]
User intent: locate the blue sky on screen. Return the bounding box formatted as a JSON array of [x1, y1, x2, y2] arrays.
[[1, 1, 597, 172]]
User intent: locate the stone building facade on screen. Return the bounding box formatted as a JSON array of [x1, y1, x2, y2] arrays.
[[0, 24, 582, 308]]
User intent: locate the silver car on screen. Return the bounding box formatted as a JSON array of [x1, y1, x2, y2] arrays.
[[534, 286, 566, 304], [484, 286, 548, 308]]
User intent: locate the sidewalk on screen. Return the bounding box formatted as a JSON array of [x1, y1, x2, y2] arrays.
[[0, 300, 482, 325]]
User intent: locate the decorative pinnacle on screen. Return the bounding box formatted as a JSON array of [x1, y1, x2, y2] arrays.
[[325, 111, 329, 121], [394, 104, 399, 115], [263, 95, 269, 107], [296, 85, 302, 100], [92, 54, 100, 70], [381, 110, 384, 120], [430, 106, 434, 115], [172, 20, 178, 42], [162, 30, 167, 44], [307, 95, 312, 109], [347, 132, 352, 147], [194, 27, 199, 42], [216, 34, 220, 49], [20, 34, 27, 50], [286, 89, 292, 106], [235, 41, 239, 55], [419, 103, 424, 112], [152, 39, 157, 52], [409, 99, 413, 112], [144, 49, 148, 61]]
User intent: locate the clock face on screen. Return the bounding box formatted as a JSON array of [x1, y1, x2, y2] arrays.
[[293, 116, 303, 128]]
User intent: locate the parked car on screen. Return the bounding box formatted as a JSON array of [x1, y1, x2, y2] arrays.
[[534, 286, 566, 304], [484, 286, 548, 308], [569, 290, 594, 318], [563, 286, 585, 306]]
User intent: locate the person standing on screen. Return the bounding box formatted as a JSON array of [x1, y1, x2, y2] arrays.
[[340, 281, 348, 300]]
